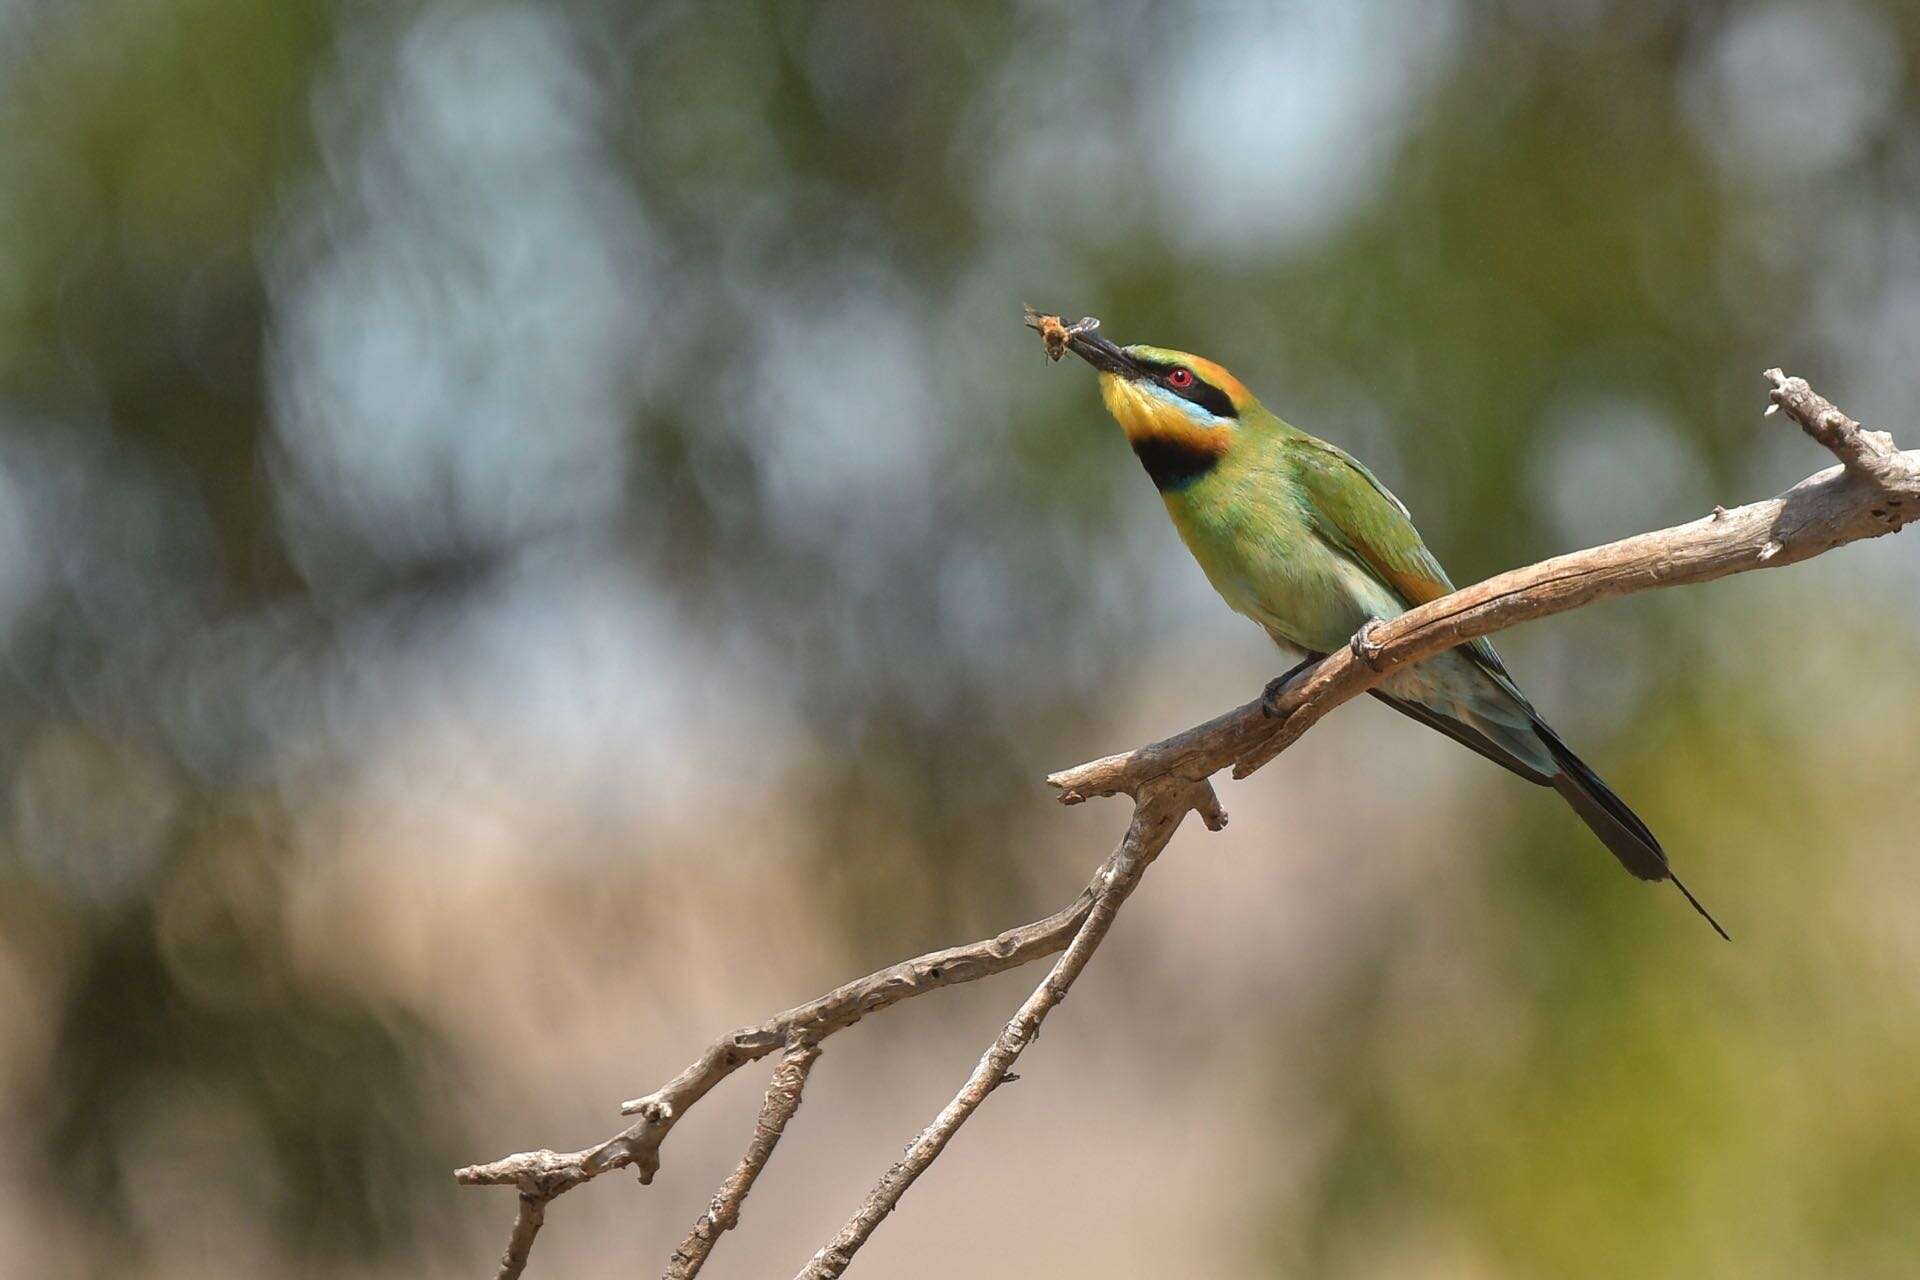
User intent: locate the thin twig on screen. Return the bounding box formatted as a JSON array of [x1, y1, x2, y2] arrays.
[[1766, 367, 1902, 478], [793, 780, 1218, 1280], [493, 1194, 546, 1280], [455, 888, 1102, 1198], [665, 1038, 822, 1280]]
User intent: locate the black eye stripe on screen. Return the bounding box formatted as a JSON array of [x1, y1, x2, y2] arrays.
[[1130, 358, 1238, 420]]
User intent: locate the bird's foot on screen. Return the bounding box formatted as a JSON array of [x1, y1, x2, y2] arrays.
[[1349, 619, 1388, 671], [1260, 676, 1289, 718], [1261, 653, 1324, 717]]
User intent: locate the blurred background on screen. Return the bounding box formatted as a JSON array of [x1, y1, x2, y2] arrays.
[[2, 1, 1918, 1275]]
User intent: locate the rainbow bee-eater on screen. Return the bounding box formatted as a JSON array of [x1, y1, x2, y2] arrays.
[[1038, 312, 1726, 938]]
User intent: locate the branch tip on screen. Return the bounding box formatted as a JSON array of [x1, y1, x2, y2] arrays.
[[1189, 780, 1229, 831], [1765, 369, 1905, 478]]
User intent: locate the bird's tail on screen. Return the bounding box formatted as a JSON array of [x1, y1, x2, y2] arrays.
[[1532, 716, 1730, 941]]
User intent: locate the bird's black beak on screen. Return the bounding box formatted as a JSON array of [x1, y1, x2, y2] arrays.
[[1065, 327, 1144, 379]]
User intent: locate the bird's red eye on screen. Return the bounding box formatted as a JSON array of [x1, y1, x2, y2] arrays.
[[1167, 368, 1194, 389]]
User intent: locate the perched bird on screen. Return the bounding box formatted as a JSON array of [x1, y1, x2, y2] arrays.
[[1036, 311, 1726, 938]]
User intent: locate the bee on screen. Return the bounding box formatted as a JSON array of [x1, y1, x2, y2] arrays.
[[1022, 305, 1101, 363]]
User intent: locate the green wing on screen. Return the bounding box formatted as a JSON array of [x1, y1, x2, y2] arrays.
[[1289, 435, 1516, 685], [1289, 435, 1712, 914]]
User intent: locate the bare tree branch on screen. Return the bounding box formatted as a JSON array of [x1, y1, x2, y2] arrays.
[[457, 370, 1911, 1279], [1054, 376, 1917, 795], [665, 1038, 822, 1280], [454, 890, 1102, 1197], [793, 780, 1220, 1280], [492, 1195, 545, 1280]]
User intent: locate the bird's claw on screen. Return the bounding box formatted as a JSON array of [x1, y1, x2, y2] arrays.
[[1261, 674, 1289, 718], [1349, 619, 1388, 671], [1260, 653, 1324, 717]]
